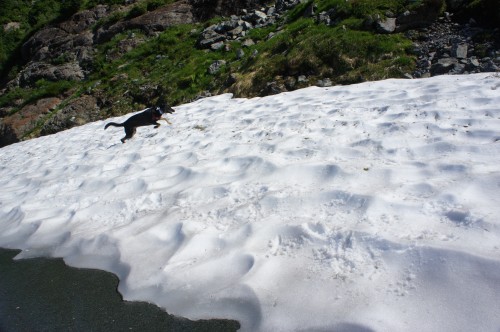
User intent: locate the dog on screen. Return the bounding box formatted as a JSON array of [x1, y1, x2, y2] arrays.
[[104, 100, 175, 143]]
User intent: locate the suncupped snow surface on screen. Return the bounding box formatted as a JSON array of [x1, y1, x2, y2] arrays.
[[1, 73, 500, 331]]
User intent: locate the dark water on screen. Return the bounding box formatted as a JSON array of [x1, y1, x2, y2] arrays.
[[0, 248, 240, 332]]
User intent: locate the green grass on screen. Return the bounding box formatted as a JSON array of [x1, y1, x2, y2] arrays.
[[232, 14, 414, 96], [85, 23, 237, 116]]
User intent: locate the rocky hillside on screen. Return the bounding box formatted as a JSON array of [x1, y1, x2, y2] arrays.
[[0, 0, 498, 147]]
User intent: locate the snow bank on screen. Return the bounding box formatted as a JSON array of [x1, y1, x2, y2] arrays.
[[1, 73, 500, 331]]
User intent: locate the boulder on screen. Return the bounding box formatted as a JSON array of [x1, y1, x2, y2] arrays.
[[453, 43, 468, 58], [208, 60, 227, 74], [262, 81, 286, 95], [211, 41, 225, 50], [430, 57, 458, 75], [480, 58, 499, 72], [316, 78, 332, 87], [197, 29, 226, 48], [376, 18, 396, 33], [247, 10, 267, 23], [236, 48, 245, 59]]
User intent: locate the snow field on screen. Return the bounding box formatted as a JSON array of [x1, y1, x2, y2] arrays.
[[1, 73, 500, 331]]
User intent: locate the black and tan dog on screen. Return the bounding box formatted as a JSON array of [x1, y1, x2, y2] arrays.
[[104, 101, 175, 143]]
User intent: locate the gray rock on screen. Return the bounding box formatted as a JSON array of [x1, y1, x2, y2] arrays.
[[376, 18, 396, 34], [242, 39, 255, 47], [208, 60, 226, 74], [211, 41, 225, 50], [198, 30, 226, 48], [228, 26, 244, 38], [480, 59, 499, 72], [284, 76, 297, 90], [263, 81, 285, 95], [19, 62, 84, 87], [316, 78, 332, 87], [469, 57, 480, 67], [249, 10, 267, 23], [453, 43, 468, 59], [451, 62, 466, 74], [241, 21, 253, 30], [317, 11, 331, 26], [430, 58, 458, 75], [225, 73, 237, 86], [217, 20, 239, 33]]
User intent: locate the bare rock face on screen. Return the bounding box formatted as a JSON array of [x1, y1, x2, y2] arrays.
[[95, 0, 195, 43], [18, 62, 85, 87], [40, 95, 100, 136], [0, 98, 61, 147], [15, 6, 110, 89]]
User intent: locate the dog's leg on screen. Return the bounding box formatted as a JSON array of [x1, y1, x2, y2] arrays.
[[122, 127, 136, 143], [159, 118, 172, 125]]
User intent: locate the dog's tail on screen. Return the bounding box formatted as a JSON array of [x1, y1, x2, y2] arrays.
[[104, 122, 123, 130]]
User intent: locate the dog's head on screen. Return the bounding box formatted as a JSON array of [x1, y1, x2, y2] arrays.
[[156, 101, 175, 115]]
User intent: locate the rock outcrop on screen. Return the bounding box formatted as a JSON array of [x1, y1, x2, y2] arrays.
[[17, 6, 110, 88], [40, 95, 101, 136], [408, 16, 500, 77], [196, 1, 291, 50], [95, 0, 195, 43], [0, 97, 61, 146]]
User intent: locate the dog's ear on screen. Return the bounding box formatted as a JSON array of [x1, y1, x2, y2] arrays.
[[164, 105, 175, 114], [155, 95, 175, 114]]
